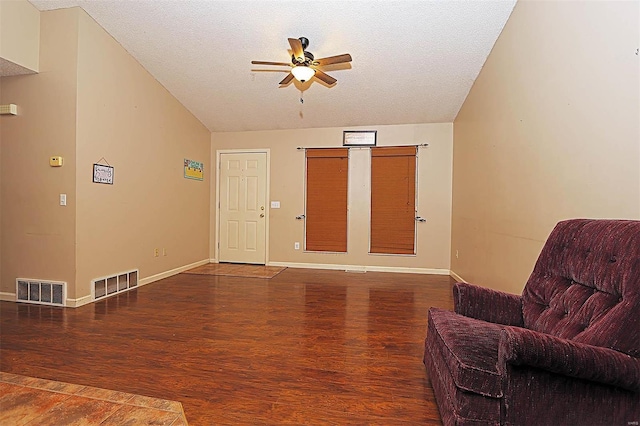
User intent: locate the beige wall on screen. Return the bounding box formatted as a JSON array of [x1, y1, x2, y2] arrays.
[[212, 123, 453, 272], [1, 8, 210, 303], [1, 8, 78, 297], [74, 10, 210, 301], [0, 74, 3, 288], [451, 0, 640, 294], [0, 0, 40, 72]]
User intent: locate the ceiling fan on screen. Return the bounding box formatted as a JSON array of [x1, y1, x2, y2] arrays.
[[251, 37, 352, 86]]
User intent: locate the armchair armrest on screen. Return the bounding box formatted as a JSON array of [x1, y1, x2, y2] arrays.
[[499, 326, 640, 392], [453, 282, 524, 327]]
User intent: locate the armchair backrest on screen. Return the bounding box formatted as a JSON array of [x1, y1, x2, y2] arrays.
[[521, 219, 640, 357]]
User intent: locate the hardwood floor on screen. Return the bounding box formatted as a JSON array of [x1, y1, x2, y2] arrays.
[[0, 268, 454, 425]]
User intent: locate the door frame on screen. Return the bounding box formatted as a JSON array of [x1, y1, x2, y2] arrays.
[[214, 149, 270, 264]]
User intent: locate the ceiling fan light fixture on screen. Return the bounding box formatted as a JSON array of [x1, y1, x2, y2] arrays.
[[252, 37, 351, 86], [291, 65, 315, 83]]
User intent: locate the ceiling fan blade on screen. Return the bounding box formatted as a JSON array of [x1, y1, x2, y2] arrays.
[[314, 54, 352, 66], [313, 69, 337, 85], [252, 60, 291, 66], [279, 73, 294, 85], [288, 38, 304, 61]]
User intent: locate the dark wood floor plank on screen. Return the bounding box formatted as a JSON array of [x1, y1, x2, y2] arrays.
[[1, 268, 453, 425]]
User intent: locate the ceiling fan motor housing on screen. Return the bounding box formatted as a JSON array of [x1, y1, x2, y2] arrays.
[[292, 51, 315, 66], [292, 50, 315, 66]]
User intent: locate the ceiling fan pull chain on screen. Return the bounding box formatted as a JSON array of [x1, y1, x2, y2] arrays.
[[299, 90, 305, 119]]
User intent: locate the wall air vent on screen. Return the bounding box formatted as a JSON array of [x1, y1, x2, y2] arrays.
[[16, 279, 66, 307], [93, 269, 138, 301]]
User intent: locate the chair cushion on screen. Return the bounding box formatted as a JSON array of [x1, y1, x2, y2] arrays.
[[522, 219, 640, 357], [424, 332, 500, 425], [427, 307, 503, 398]]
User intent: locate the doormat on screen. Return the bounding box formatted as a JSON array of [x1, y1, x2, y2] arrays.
[[182, 263, 286, 279]]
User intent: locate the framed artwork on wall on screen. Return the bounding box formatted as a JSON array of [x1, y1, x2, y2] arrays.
[[93, 164, 114, 184], [184, 159, 204, 181], [343, 130, 377, 147]]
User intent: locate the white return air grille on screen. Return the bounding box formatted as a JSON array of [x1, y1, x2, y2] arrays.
[[93, 269, 138, 301], [16, 279, 66, 307]]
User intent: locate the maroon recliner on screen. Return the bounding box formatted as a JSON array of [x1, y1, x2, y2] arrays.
[[424, 219, 640, 425]]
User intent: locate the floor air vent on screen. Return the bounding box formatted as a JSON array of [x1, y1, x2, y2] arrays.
[[16, 279, 66, 307], [93, 269, 138, 301]]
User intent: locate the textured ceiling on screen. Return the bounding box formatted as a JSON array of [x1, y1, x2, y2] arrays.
[[28, 0, 516, 133]]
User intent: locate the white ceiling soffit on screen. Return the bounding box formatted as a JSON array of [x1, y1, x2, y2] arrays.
[[29, 0, 517, 133]]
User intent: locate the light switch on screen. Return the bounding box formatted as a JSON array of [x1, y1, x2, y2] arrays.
[[271, 201, 280, 209], [0, 104, 17, 115], [59, 194, 67, 206]]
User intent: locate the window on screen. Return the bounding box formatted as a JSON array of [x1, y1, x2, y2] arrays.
[[305, 148, 349, 252], [370, 146, 417, 254]]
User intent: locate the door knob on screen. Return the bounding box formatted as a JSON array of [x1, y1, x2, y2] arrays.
[[260, 213, 265, 218]]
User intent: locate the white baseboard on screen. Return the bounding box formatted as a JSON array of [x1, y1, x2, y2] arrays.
[[2, 290, 91, 308], [267, 261, 450, 276], [66, 294, 93, 308], [69, 259, 210, 307], [2, 260, 211, 309], [449, 270, 467, 283], [139, 258, 210, 286], [0, 291, 15, 302]]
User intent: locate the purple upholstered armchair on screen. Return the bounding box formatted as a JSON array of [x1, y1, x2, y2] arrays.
[[424, 219, 640, 425]]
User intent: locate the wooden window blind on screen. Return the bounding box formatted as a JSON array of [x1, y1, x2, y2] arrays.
[[305, 148, 349, 252], [370, 146, 417, 254]]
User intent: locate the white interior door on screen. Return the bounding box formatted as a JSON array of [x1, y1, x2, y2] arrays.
[[219, 152, 267, 264]]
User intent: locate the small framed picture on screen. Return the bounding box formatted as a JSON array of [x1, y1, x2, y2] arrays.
[[343, 130, 377, 147], [93, 164, 114, 184], [184, 159, 204, 181]]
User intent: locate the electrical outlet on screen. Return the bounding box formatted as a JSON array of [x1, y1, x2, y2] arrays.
[[163, 248, 167, 256], [294, 242, 300, 250], [154, 248, 159, 257], [59, 194, 67, 206], [455, 250, 459, 259]]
